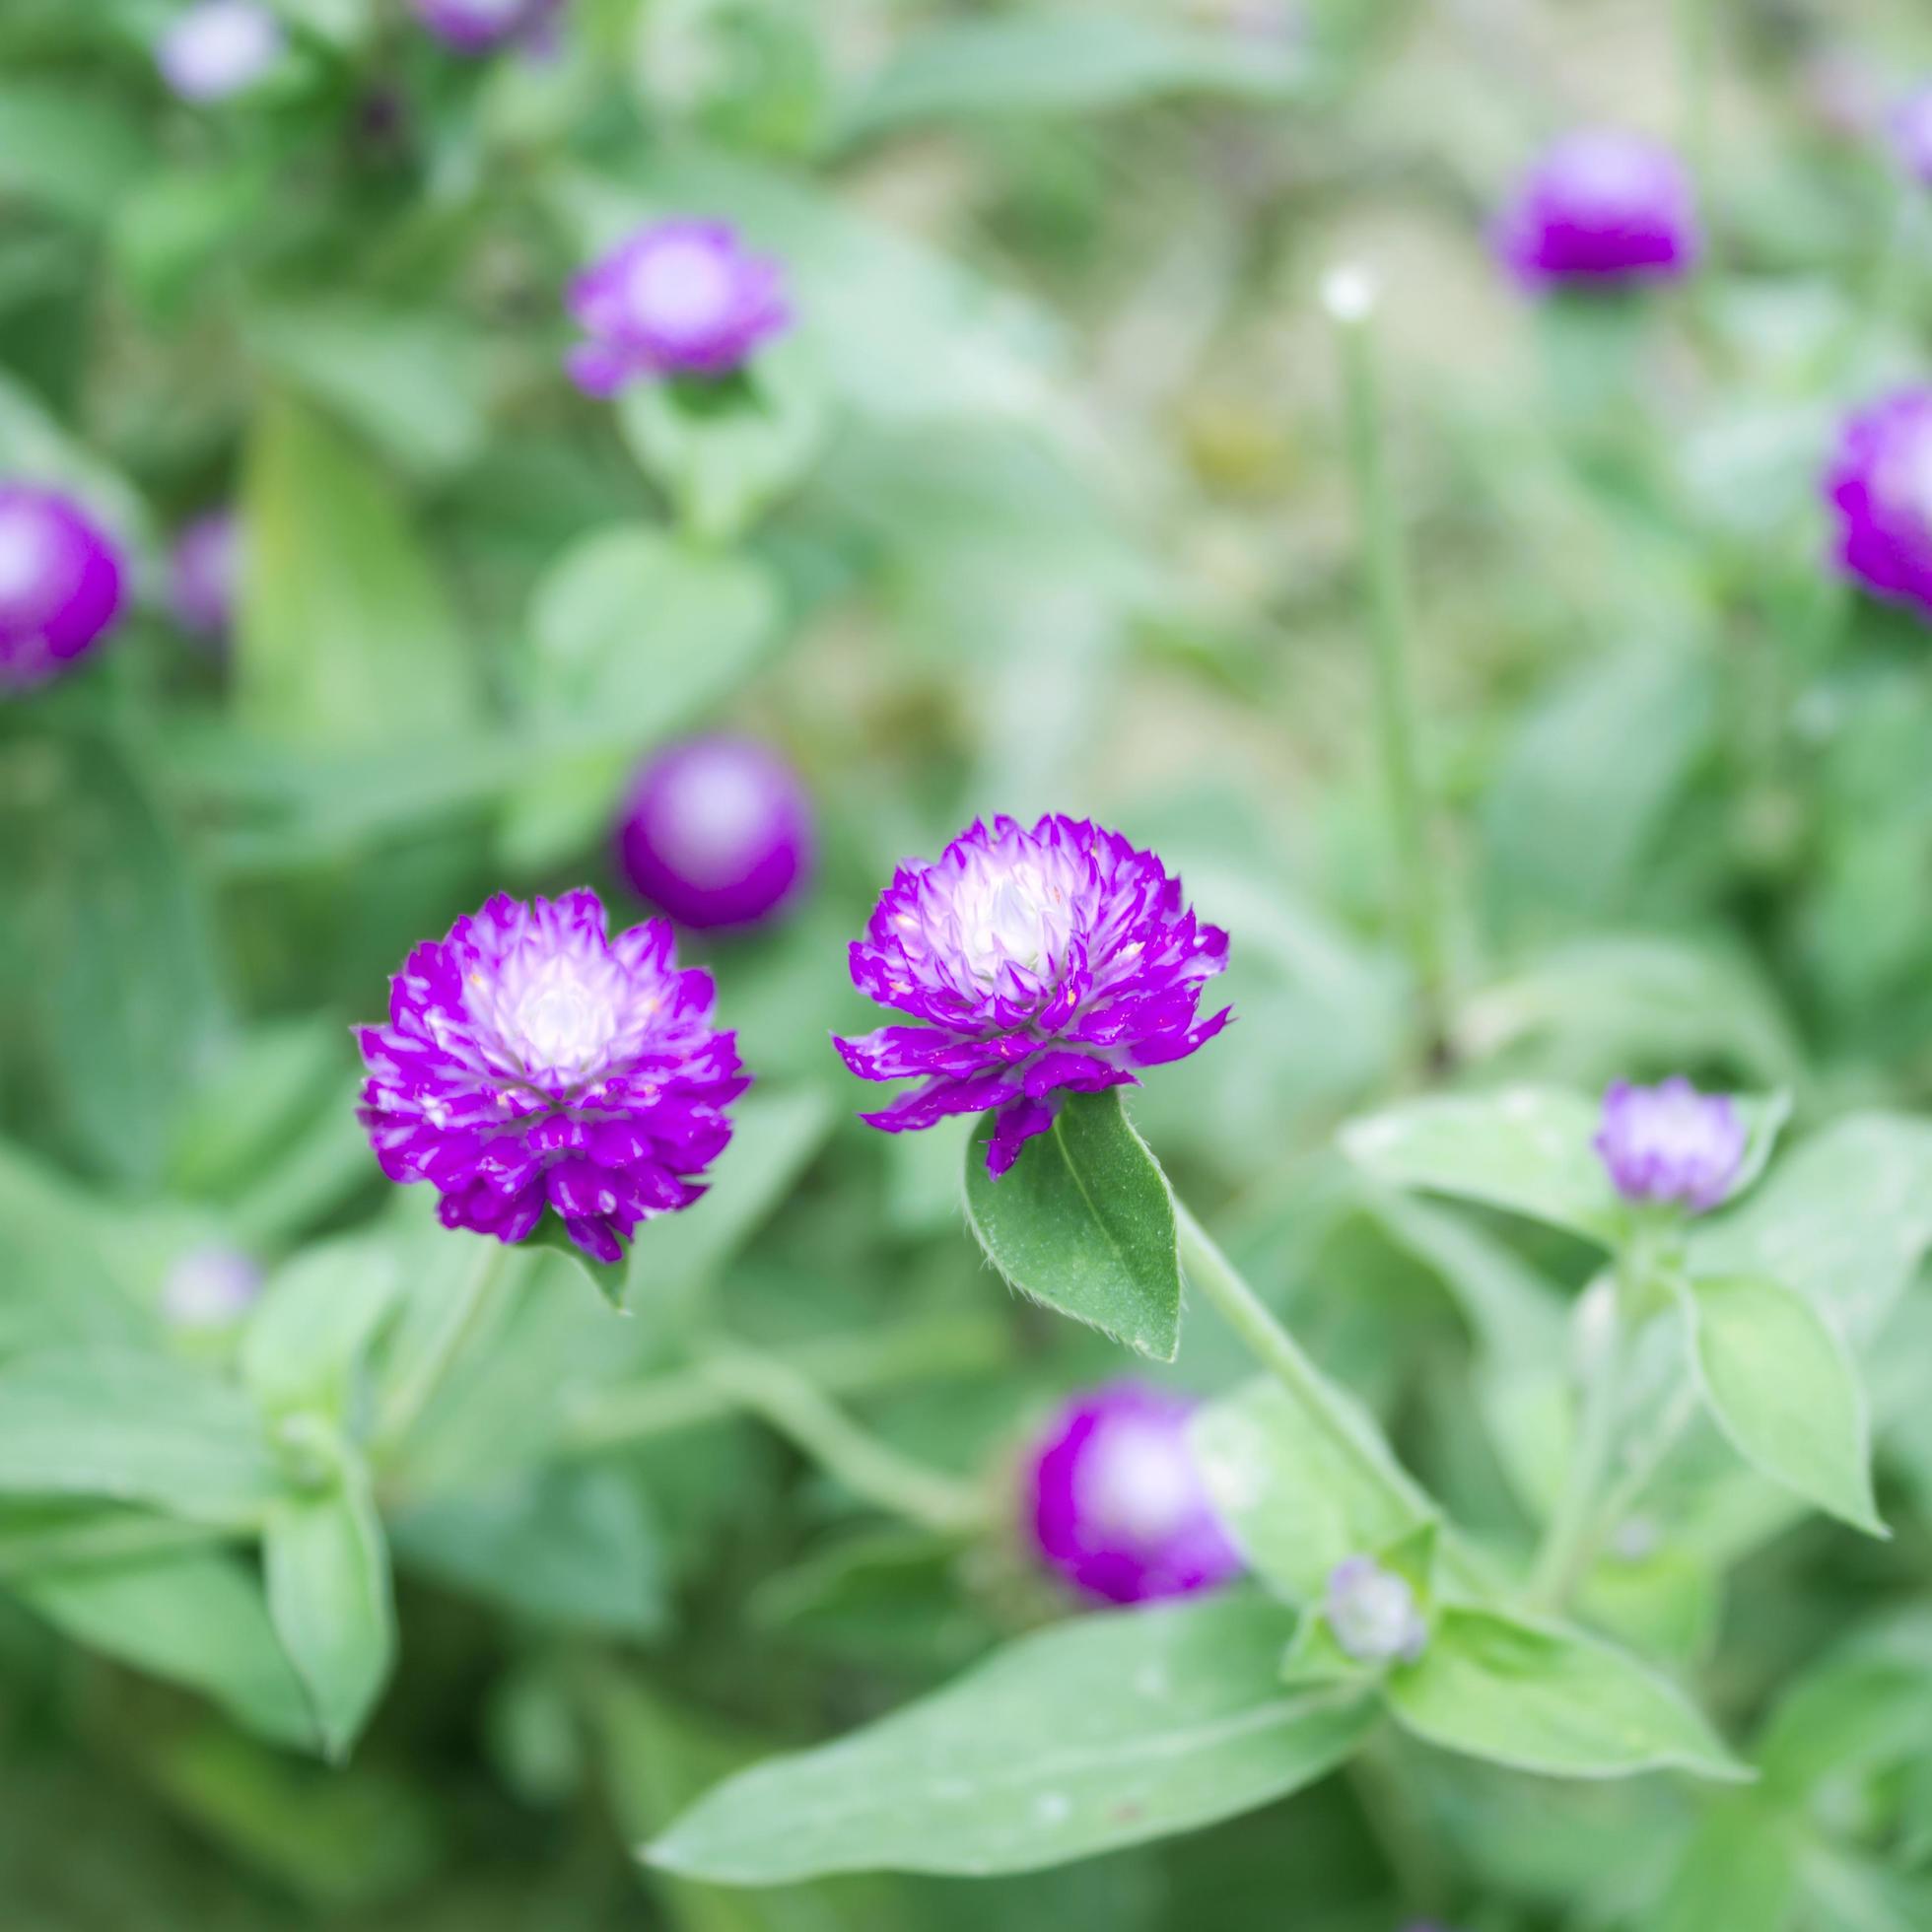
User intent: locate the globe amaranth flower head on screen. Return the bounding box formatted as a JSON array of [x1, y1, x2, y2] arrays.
[[1595, 1076, 1746, 1216], [156, 0, 284, 103], [614, 735, 814, 932], [1325, 1554, 1427, 1665], [357, 891, 748, 1264], [1493, 129, 1700, 290], [565, 220, 790, 398], [169, 510, 238, 644], [1825, 388, 1932, 621], [835, 814, 1231, 1177], [0, 484, 126, 693], [1026, 1382, 1243, 1606], [412, 0, 560, 52]]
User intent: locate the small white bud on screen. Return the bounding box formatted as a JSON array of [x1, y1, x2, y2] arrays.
[[1321, 264, 1379, 324]]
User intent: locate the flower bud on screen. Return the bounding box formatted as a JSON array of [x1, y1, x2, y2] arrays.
[[1594, 1076, 1746, 1215], [169, 510, 239, 645], [1493, 130, 1700, 291], [162, 1246, 264, 1329], [156, 1, 284, 104], [1825, 387, 1932, 622], [0, 484, 126, 692], [1325, 1554, 1427, 1665]]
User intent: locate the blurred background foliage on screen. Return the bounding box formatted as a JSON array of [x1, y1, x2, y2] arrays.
[[5, 0, 1932, 1926]]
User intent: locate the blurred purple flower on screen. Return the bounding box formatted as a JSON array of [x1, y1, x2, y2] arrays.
[[163, 1246, 264, 1328], [357, 890, 748, 1264], [1027, 1382, 1243, 1606], [1826, 388, 1932, 620], [0, 484, 126, 693], [1326, 1554, 1427, 1664], [614, 735, 813, 932], [1595, 1077, 1746, 1215], [169, 510, 238, 644], [1493, 130, 1700, 290], [412, 0, 558, 53], [156, 1, 284, 103], [835, 814, 1231, 1177], [1894, 87, 1932, 184], [564, 220, 790, 398]]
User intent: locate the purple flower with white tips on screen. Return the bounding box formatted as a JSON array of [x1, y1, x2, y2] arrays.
[[1594, 1077, 1746, 1216], [156, 0, 284, 103], [1493, 129, 1700, 290], [614, 735, 813, 932], [0, 484, 126, 693], [1825, 388, 1932, 621], [169, 510, 238, 644], [412, 0, 558, 53], [1026, 1383, 1242, 1607], [564, 220, 790, 398], [834, 814, 1231, 1177], [357, 891, 748, 1265]]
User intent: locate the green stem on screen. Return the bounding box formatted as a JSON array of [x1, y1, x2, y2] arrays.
[[375, 1239, 523, 1454], [700, 1343, 991, 1538], [1330, 274, 1448, 1062]]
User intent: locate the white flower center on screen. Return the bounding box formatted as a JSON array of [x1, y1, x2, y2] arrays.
[[0, 506, 53, 610], [628, 239, 735, 341], [947, 853, 1071, 985], [651, 756, 774, 886], [1074, 1420, 1197, 1545], [505, 960, 618, 1079]]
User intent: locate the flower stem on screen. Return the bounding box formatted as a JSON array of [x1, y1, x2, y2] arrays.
[[1328, 273, 1448, 1063], [699, 1342, 991, 1538], [375, 1238, 524, 1455]]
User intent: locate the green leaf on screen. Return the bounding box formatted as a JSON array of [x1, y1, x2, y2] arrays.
[[237, 390, 479, 749], [961, 1088, 1182, 1361], [1341, 1086, 1621, 1244], [1385, 1607, 1749, 1782], [1649, 1794, 1799, 1932], [18, 1552, 316, 1751], [1190, 1376, 1436, 1604], [839, 16, 1310, 143], [264, 1455, 395, 1761], [0, 1350, 280, 1527], [242, 1234, 404, 1417], [649, 1592, 1373, 1882], [1677, 1274, 1884, 1537], [0, 81, 155, 225]]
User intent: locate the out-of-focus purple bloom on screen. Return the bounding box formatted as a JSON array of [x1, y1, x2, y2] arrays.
[[357, 891, 748, 1265], [564, 220, 790, 398], [163, 1246, 264, 1328], [614, 735, 813, 932], [169, 511, 238, 644], [411, 0, 557, 52], [1026, 1382, 1243, 1606], [1826, 389, 1932, 619], [1326, 1554, 1427, 1665], [1493, 130, 1700, 291], [0, 485, 126, 693], [1594, 1077, 1747, 1215], [835, 814, 1231, 1178], [156, 1, 284, 103], [1894, 87, 1932, 184]]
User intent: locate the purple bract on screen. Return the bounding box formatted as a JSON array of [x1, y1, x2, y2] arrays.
[[1826, 388, 1932, 620], [1493, 129, 1700, 290], [1594, 1076, 1747, 1216], [1026, 1383, 1243, 1607], [1325, 1554, 1427, 1665], [564, 220, 790, 398], [156, 1, 284, 103], [411, 0, 557, 52], [614, 735, 814, 932], [0, 485, 126, 692], [835, 814, 1231, 1178], [169, 510, 238, 643], [357, 891, 748, 1264]]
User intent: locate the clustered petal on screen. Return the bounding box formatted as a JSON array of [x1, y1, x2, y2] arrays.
[[835, 814, 1231, 1177], [1493, 129, 1700, 290], [565, 219, 790, 398], [1026, 1383, 1243, 1607], [1825, 387, 1932, 621], [1594, 1076, 1747, 1215], [0, 484, 126, 693], [357, 891, 748, 1264]]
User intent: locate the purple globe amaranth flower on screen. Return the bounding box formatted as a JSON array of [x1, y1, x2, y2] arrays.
[[1893, 87, 1932, 185], [357, 890, 748, 1265], [1027, 1383, 1243, 1606], [565, 220, 790, 398], [614, 735, 813, 932], [0, 485, 126, 693], [834, 814, 1231, 1178], [1325, 1554, 1427, 1665], [169, 510, 238, 644], [1594, 1076, 1747, 1216], [1494, 129, 1700, 291], [411, 0, 558, 52], [156, 0, 285, 103], [1827, 388, 1932, 620]]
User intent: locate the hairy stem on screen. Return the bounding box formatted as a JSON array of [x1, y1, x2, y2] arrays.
[[375, 1238, 524, 1454]]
